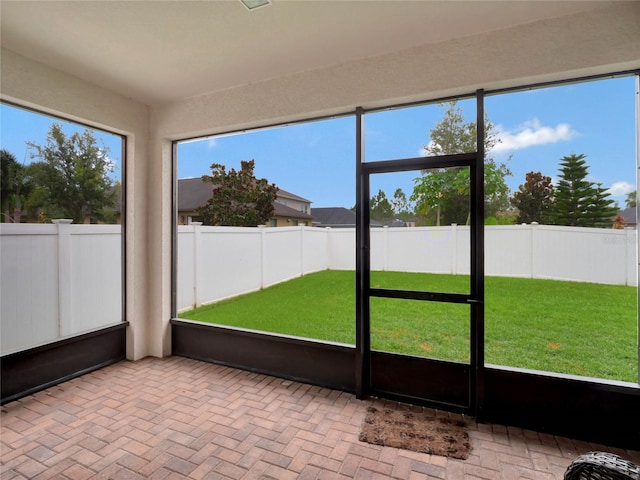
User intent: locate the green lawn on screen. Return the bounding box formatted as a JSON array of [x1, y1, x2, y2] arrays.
[[180, 270, 638, 383]]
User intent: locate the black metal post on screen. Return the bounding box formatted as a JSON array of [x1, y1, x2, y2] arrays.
[[471, 90, 486, 417], [355, 107, 370, 399]]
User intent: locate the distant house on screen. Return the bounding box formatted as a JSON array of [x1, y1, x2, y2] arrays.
[[176, 177, 312, 226], [312, 207, 385, 228], [311, 207, 356, 228], [615, 207, 637, 229], [271, 190, 313, 227], [387, 219, 416, 228]]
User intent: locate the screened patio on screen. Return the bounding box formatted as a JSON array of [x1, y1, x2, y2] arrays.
[[1, 2, 639, 475]]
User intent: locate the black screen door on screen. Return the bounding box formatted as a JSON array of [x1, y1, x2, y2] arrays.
[[355, 95, 485, 413]]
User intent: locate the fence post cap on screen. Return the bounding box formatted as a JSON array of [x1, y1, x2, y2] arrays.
[[51, 219, 73, 224]]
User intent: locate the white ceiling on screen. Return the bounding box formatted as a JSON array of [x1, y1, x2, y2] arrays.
[[0, 1, 622, 105]]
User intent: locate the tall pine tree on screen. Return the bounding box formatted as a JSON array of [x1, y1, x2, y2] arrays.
[[370, 189, 394, 224], [552, 153, 617, 228], [584, 182, 619, 228]]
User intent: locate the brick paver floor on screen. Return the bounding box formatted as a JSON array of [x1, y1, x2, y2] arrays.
[[2, 356, 638, 479]]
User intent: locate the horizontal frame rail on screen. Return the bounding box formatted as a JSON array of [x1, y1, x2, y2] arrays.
[[369, 288, 476, 304], [361, 152, 476, 174]]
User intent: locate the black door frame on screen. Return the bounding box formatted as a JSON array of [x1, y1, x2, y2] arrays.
[[355, 91, 485, 415]]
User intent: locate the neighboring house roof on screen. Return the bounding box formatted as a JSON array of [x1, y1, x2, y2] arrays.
[[177, 178, 311, 219], [388, 219, 409, 227], [276, 188, 312, 204], [177, 177, 213, 211], [616, 207, 637, 226], [311, 207, 355, 227], [273, 201, 312, 220], [312, 207, 383, 228]]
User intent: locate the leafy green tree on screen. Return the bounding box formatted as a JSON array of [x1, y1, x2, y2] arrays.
[[625, 190, 636, 208], [197, 160, 278, 226], [510, 171, 554, 224], [551, 153, 617, 228], [391, 188, 414, 220], [370, 189, 394, 223], [1, 149, 31, 223], [411, 102, 511, 225], [26, 123, 116, 223]]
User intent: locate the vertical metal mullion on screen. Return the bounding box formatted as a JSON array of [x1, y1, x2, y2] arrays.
[[121, 135, 127, 324], [355, 107, 370, 399], [471, 89, 486, 416], [635, 74, 640, 385], [171, 141, 178, 321]]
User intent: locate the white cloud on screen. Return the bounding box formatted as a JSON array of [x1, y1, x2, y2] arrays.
[[607, 181, 635, 197], [420, 141, 436, 157], [104, 155, 116, 173], [492, 119, 578, 153], [207, 139, 217, 149]]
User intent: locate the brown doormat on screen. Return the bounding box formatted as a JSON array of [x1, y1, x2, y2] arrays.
[[359, 406, 472, 460]]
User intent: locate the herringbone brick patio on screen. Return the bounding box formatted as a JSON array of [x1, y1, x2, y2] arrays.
[[1, 357, 638, 479]]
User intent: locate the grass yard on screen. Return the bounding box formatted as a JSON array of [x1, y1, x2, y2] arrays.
[[180, 270, 638, 383]]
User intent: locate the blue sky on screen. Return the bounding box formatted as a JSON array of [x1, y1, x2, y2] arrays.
[[1, 75, 637, 210], [177, 75, 637, 209]]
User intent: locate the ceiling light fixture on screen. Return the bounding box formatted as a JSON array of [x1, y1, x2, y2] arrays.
[[240, 0, 271, 11]]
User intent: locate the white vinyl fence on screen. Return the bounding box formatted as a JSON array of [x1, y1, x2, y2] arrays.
[[1, 223, 636, 353], [0, 221, 122, 354], [177, 224, 637, 312], [176, 225, 332, 311]]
